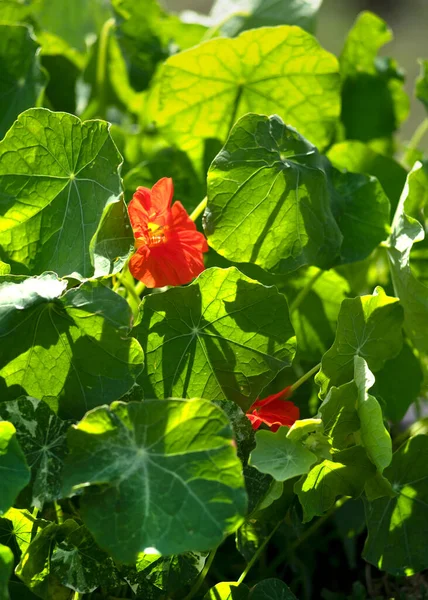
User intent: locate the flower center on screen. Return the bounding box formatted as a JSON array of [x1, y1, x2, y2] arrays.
[[135, 222, 168, 248]]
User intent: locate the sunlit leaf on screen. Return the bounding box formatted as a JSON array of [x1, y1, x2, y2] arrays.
[[0, 422, 30, 515]]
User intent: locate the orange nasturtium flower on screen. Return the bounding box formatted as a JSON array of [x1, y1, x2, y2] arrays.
[[246, 386, 299, 432], [128, 178, 209, 288]]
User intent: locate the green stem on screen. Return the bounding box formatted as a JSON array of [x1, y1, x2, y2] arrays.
[[72, 592, 83, 600], [30, 507, 39, 541], [403, 117, 428, 166], [189, 196, 207, 222], [290, 362, 321, 393], [135, 280, 146, 296], [116, 270, 141, 307], [184, 547, 218, 600], [96, 18, 115, 119], [54, 501, 63, 525], [237, 521, 281, 585], [289, 269, 323, 314]]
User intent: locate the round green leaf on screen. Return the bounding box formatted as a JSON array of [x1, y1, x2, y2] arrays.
[[0, 108, 133, 278], [0, 422, 30, 515], [0, 273, 144, 419], [148, 25, 340, 160], [133, 267, 296, 411], [206, 114, 342, 273], [0, 24, 47, 140], [364, 435, 428, 576], [62, 399, 247, 563], [315, 287, 404, 398], [249, 428, 317, 482]]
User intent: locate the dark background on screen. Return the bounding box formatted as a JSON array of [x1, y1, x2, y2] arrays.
[[165, 0, 428, 150]]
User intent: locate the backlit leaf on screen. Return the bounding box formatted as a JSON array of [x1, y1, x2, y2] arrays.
[[62, 399, 247, 563], [148, 26, 340, 162], [133, 267, 296, 411], [416, 59, 428, 113], [0, 543, 13, 600], [315, 287, 403, 398], [0, 108, 133, 278], [0, 273, 144, 419]]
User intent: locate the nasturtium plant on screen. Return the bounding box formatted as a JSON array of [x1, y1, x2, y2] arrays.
[[0, 2, 428, 598]]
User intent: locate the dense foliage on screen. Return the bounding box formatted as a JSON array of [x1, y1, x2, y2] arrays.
[[1, 0, 428, 598]]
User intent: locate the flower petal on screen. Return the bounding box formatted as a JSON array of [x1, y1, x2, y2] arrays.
[[150, 177, 174, 219]]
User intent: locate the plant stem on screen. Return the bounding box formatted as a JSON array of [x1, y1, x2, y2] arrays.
[[189, 196, 207, 222], [30, 507, 39, 541], [289, 268, 323, 314], [72, 592, 83, 600], [54, 501, 63, 525], [184, 547, 218, 600], [237, 521, 282, 585], [96, 17, 115, 119], [116, 269, 141, 307], [135, 280, 146, 296], [290, 362, 321, 393], [403, 117, 428, 166]]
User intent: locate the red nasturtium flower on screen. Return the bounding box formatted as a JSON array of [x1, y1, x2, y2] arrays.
[[128, 177, 208, 288], [246, 386, 299, 432]]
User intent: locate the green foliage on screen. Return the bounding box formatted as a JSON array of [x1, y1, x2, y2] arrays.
[[249, 428, 317, 481], [0, 25, 47, 139], [62, 398, 247, 562], [0, 423, 30, 515], [416, 59, 428, 113], [340, 11, 409, 145], [0, 273, 144, 419], [0, 2, 427, 597], [133, 267, 296, 411], [147, 25, 340, 164], [316, 287, 404, 397], [364, 435, 428, 576], [0, 109, 133, 278], [207, 0, 323, 36]]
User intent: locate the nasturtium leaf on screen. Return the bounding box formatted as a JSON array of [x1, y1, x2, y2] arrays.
[[354, 356, 392, 473], [0, 508, 33, 558], [0, 25, 47, 140], [340, 11, 409, 144], [295, 446, 376, 522], [249, 428, 317, 482], [0, 0, 34, 23], [50, 522, 118, 594], [319, 381, 360, 450], [0, 398, 70, 508], [249, 578, 298, 600], [316, 287, 403, 398], [285, 268, 350, 362], [327, 140, 407, 214], [207, 0, 323, 36], [372, 343, 423, 423], [364, 435, 428, 576], [112, 0, 205, 93], [126, 551, 207, 599], [416, 59, 428, 113], [0, 544, 13, 600], [204, 582, 250, 600], [62, 399, 247, 563], [328, 167, 390, 264], [0, 263, 10, 276], [0, 423, 30, 516], [387, 161, 428, 356], [33, 0, 111, 52], [148, 26, 340, 162], [206, 114, 342, 273], [0, 108, 133, 278], [133, 267, 296, 411], [0, 273, 144, 419], [16, 520, 75, 599]]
